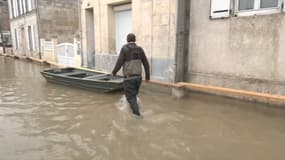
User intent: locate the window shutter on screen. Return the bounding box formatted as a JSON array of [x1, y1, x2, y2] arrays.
[[283, 1, 285, 12], [210, 0, 231, 19]]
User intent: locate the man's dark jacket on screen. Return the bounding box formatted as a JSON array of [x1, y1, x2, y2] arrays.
[[112, 43, 150, 80]]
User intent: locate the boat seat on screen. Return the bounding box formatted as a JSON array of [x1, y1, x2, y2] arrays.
[[83, 74, 109, 79], [61, 71, 88, 76]]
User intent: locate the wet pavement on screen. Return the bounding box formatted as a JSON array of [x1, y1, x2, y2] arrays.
[[0, 56, 285, 160]]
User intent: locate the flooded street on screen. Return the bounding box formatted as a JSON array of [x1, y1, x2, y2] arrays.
[[1, 56, 285, 160]]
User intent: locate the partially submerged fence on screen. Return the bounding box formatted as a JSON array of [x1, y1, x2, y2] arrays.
[[40, 38, 80, 67]]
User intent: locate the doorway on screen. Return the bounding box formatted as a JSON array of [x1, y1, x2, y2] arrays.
[[114, 4, 132, 54], [85, 8, 95, 68], [20, 27, 26, 56]]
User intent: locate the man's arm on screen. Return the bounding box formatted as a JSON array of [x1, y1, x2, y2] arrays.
[[112, 47, 125, 75], [140, 48, 150, 80]]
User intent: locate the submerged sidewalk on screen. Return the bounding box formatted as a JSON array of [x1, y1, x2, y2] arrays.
[[0, 47, 13, 55]]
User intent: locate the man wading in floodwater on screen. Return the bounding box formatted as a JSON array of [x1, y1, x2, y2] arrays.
[[112, 33, 150, 117]]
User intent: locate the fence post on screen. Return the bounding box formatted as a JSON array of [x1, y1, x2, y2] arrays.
[[52, 38, 58, 63], [74, 38, 81, 66]]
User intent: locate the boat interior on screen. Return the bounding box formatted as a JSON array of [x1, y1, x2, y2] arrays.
[[45, 68, 123, 82]]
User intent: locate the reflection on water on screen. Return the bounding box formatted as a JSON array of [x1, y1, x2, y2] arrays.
[[1, 56, 285, 160]]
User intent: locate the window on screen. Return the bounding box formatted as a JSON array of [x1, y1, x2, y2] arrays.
[[19, 0, 22, 15], [22, 0, 27, 13], [22, 0, 26, 14], [17, 0, 21, 15], [12, 0, 18, 17], [9, 0, 15, 18], [31, 0, 35, 11], [239, 0, 254, 11], [236, 0, 281, 16], [260, 0, 279, 8], [25, 0, 28, 12], [238, 0, 279, 11], [210, 0, 283, 18], [27, 0, 32, 11]]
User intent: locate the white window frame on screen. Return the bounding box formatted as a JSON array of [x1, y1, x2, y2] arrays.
[[235, 0, 283, 16]]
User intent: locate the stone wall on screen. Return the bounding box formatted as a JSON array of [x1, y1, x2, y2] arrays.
[[0, 0, 10, 31], [38, 0, 79, 43]]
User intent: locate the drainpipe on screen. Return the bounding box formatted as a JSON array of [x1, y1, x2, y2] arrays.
[[78, 0, 83, 67], [173, 0, 190, 98], [0, 31, 6, 54], [35, 0, 41, 59], [0, 17, 6, 54]]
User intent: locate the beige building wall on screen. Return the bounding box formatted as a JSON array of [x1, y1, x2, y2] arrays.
[[189, 0, 285, 95], [81, 0, 177, 81]]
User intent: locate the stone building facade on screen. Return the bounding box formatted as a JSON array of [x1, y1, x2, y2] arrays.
[[81, 0, 285, 97], [80, 0, 176, 81], [8, 0, 79, 60]]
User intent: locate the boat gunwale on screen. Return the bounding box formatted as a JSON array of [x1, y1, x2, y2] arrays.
[[41, 72, 123, 84], [41, 69, 123, 84]]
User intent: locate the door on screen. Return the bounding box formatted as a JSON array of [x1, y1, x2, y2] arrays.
[[85, 8, 95, 68], [20, 27, 27, 56], [115, 4, 132, 54]]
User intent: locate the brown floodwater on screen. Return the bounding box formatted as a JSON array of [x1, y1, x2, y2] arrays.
[[0, 56, 285, 160]]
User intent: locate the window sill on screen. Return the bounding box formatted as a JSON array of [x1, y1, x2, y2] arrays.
[[235, 8, 281, 17]]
